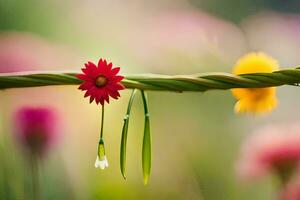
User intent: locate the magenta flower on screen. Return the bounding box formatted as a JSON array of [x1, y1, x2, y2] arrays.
[[236, 124, 300, 183], [14, 107, 59, 157]]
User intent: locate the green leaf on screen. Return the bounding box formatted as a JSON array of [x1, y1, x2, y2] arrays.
[[141, 90, 151, 185], [120, 89, 137, 179]]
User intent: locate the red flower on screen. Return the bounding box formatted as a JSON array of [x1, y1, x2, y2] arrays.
[[77, 59, 125, 105]]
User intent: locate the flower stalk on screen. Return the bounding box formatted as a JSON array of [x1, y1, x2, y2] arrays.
[[100, 105, 104, 139], [95, 106, 109, 170]]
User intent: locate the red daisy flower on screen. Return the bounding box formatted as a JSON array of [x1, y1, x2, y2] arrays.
[[77, 59, 125, 105]]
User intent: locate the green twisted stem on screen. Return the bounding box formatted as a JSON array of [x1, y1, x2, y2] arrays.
[[0, 67, 300, 91]]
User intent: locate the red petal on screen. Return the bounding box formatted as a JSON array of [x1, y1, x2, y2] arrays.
[[95, 96, 100, 104], [84, 62, 98, 74], [104, 90, 110, 104], [89, 96, 95, 103], [98, 89, 109, 104], [111, 67, 120, 75], [109, 90, 120, 99], [84, 91, 90, 97], [90, 68, 103, 79], [81, 67, 89, 74], [99, 98, 105, 105], [84, 87, 96, 97], [95, 89, 104, 100], [105, 98, 109, 104], [110, 75, 124, 82], [87, 61, 97, 69], [98, 59, 105, 68], [107, 62, 113, 70], [102, 66, 111, 75], [106, 83, 124, 92], [77, 74, 92, 81], [97, 59, 111, 75], [79, 82, 93, 90], [114, 83, 125, 90]]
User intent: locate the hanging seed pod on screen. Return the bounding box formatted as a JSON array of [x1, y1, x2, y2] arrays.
[[120, 89, 138, 179], [141, 90, 151, 185]]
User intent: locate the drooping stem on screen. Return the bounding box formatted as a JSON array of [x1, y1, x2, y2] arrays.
[[97, 105, 106, 160], [126, 89, 138, 115], [141, 90, 149, 114]]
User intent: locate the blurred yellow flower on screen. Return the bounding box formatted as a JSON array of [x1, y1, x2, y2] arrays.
[[231, 52, 279, 114]]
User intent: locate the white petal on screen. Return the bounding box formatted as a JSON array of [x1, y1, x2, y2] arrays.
[[95, 156, 101, 168], [94, 156, 109, 170]]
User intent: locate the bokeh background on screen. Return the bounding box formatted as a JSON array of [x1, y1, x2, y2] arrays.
[[1, 0, 300, 199]]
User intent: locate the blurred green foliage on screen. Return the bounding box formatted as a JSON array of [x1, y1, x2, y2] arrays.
[[190, 0, 300, 22]]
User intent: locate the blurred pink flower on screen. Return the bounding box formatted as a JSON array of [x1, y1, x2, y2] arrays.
[[236, 124, 300, 182], [14, 107, 59, 157], [242, 11, 300, 67], [131, 10, 246, 73], [0, 32, 82, 73]]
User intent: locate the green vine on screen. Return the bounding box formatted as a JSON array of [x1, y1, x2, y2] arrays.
[[0, 67, 300, 91]]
